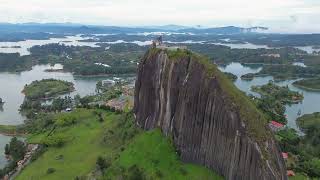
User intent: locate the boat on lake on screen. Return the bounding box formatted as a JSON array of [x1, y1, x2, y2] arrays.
[[0, 98, 4, 104], [298, 109, 302, 116]]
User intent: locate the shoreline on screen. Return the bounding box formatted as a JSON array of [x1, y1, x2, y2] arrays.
[[0, 125, 26, 137], [292, 84, 320, 92], [73, 73, 136, 78]]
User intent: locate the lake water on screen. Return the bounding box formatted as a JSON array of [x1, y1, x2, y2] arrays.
[[295, 46, 320, 54], [212, 42, 272, 49], [0, 135, 12, 168], [209, 42, 320, 54], [0, 64, 135, 167], [3, 35, 316, 56], [293, 62, 307, 67], [0, 35, 100, 56], [0, 64, 99, 125], [0, 35, 154, 56], [219, 62, 320, 131]]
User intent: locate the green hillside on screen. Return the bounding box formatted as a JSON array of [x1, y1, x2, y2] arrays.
[[16, 109, 221, 180]]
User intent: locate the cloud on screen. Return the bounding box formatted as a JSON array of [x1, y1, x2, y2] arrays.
[[0, 0, 319, 33]]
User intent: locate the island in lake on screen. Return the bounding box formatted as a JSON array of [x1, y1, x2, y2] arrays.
[[293, 78, 320, 91], [240, 73, 255, 81], [22, 79, 74, 100], [0, 46, 21, 49], [297, 112, 320, 132], [252, 81, 304, 104]]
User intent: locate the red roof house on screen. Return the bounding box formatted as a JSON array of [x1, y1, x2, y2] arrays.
[[269, 121, 285, 132], [287, 170, 295, 177], [282, 152, 288, 159], [271, 121, 284, 128]]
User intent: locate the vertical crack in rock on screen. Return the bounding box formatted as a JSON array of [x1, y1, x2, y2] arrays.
[[134, 49, 287, 180]]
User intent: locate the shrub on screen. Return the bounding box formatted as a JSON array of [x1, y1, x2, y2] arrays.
[[30, 145, 46, 162], [41, 134, 68, 147], [155, 169, 163, 178], [55, 116, 76, 127], [46, 168, 56, 174], [96, 156, 111, 171], [127, 165, 146, 180], [179, 167, 188, 175]]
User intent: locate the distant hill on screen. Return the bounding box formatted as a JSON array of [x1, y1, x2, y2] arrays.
[[139, 24, 189, 31], [0, 23, 268, 35], [179, 26, 269, 34]]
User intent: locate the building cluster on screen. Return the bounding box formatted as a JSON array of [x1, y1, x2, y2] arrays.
[[105, 83, 134, 111], [269, 122, 296, 177], [261, 53, 281, 58], [281, 152, 296, 177], [102, 79, 116, 88], [268, 120, 285, 132], [106, 95, 128, 111]]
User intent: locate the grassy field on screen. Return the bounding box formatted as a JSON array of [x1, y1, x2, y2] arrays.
[[289, 173, 309, 180], [23, 79, 74, 99], [16, 109, 221, 180], [16, 109, 116, 180], [105, 129, 223, 180]]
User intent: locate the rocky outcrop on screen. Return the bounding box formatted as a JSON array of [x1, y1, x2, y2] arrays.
[[134, 49, 287, 180]]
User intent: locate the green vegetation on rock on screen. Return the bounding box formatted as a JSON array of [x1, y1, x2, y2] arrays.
[[162, 48, 271, 144], [23, 79, 74, 100], [223, 72, 237, 82]]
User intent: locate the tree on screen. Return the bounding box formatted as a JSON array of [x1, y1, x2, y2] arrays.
[[96, 81, 103, 93], [127, 165, 145, 180], [6, 137, 26, 161], [74, 94, 81, 107], [96, 156, 110, 170], [4, 144, 9, 155]]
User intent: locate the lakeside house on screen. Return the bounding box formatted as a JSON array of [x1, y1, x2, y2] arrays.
[[269, 121, 285, 132], [261, 53, 281, 58], [65, 108, 72, 112], [106, 95, 130, 111], [287, 170, 295, 177], [102, 80, 116, 88], [282, 152, 288, 159]]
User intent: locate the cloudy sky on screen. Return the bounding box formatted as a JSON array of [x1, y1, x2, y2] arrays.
[[0, 0, 319, 33]]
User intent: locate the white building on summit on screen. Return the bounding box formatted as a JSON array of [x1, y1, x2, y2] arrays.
[[152, 36, 187, 50]]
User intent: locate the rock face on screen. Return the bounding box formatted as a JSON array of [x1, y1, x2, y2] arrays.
[[134, 49, 287, 180]]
